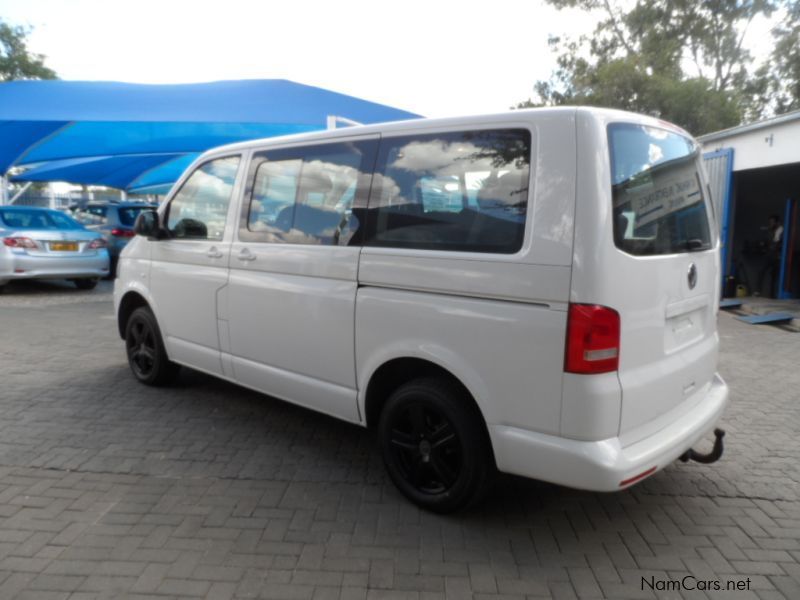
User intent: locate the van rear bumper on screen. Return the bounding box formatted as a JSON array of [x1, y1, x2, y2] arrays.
[[489, 373, 729, 491]]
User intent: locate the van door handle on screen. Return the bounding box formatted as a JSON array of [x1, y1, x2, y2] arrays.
[[207, 247, 223, 259], [237, 249, 256, 262]]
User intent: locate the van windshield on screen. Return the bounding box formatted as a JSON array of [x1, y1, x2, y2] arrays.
[[608, 123, 712, 255]]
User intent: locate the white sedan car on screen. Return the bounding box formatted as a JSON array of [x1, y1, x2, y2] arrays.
[[0, 206, 110, 292]]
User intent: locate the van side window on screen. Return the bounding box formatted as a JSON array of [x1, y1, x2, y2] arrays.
[[248, 159, 302, 235], [166, 156, 241, 240], [363, 129, 531, 254], [241, 140, 377, 246]]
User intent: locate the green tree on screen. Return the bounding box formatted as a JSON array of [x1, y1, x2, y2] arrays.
[[761, 2, 800, 114], [0, 19, 57, 81], [518, 0, 785, 135]]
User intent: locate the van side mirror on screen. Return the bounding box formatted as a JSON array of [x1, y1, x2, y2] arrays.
[[133, 209, 166, 239]]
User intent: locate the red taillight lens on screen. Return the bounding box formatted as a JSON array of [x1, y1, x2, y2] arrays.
[[564, 303, 621, 374], [3, 237, 39, 249], [110, 228, 135, 238], [88, 238, 108, 249]]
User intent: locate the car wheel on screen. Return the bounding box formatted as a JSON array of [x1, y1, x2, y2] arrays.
[[378, 377, 494, 513], [124, 306, 180, 386], [73, 278, 98, 290]]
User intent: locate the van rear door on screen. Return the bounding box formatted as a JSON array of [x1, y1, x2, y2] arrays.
[[573, 115, 721, 442]]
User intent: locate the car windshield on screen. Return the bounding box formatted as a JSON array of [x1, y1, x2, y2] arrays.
[[0, 209, 84, 230], [118, 206, 148, 226]]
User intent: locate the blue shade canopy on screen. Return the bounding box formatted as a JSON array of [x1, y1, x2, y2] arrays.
[[19, 122, 319, 164], [12, 154, 183, 189], [1, 79, 421, 191], [0, 120, 68, 172], [127, 154, 202, 195]]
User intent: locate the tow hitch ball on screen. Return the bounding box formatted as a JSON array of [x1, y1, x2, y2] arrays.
[[680, 428, 726, 464]]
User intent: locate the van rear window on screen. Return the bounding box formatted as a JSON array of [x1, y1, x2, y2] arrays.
[[608, 124, 712, 255]]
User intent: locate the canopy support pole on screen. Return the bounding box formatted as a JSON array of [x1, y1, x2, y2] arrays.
[[0, 176, 7, 205], [9, 182, 32, 204]]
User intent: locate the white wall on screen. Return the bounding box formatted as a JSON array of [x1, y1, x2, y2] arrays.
[[702, 118, 800, 172]]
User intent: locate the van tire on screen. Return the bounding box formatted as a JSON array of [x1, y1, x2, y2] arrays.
[[378, 377, 493, 513], [124, 306, 180, 386]]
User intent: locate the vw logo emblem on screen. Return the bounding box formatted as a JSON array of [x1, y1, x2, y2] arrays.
[[687, 263, 697, 290]]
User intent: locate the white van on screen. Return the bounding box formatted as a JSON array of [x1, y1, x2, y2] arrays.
[[114, 107, 729, 512]]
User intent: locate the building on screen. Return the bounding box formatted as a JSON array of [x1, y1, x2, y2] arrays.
[[700, 110, 800, 299]]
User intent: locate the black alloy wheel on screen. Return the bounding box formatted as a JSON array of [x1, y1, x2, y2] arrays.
[[124, 306, 179, 386], [378, 378, 493, 513], [388, 401, 461, 494]]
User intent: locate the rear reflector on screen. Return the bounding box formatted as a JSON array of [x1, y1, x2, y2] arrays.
[[564, 303, 620, 374], [111, 228, 135, 238], [619, 466, 657, 487]]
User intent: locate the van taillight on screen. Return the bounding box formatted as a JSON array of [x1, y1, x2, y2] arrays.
[[564, 304, 620, 374]]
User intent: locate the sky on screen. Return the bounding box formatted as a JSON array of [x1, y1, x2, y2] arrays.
[[0, 0, 781, 119], [0, 0, 602, 118]]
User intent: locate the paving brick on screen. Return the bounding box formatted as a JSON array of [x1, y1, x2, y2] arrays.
[[467, 563, 497, 594], [769, 575, 800, 599], [567, 567, 603, 598], [260, 582, 315, 599], [731, 561, 788, 576], [369, 559, 395, 590], [495, 576, 549, 596], [207, 580, 237, 600], [156, 577, 211, 596], [394, 573, 445, 593], [0, 285, 797, 600], [130, 563, 169, 593], [28, 573, 84, 592]]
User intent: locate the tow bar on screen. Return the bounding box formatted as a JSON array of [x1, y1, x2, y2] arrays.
[[680, 428, 725, 464]]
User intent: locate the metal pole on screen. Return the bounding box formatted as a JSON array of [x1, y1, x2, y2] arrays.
[[334, 116, 363, 128], [0, 175, 8, 205], [326, 115, 363, 130], [9, 182, 32, 204]]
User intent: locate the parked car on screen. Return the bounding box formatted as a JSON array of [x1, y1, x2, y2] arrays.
[[0, 206, 109, 292], [70, 202, 157, 276], [115, 107, 729, 512]]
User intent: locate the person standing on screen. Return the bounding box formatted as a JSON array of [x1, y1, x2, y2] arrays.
[[758, 214, 784, 298]]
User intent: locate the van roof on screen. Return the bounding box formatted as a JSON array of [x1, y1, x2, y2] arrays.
[[200, 106, 683, 159]]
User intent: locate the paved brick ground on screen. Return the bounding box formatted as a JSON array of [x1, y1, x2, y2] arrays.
[[0, 279, 798, 599]]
